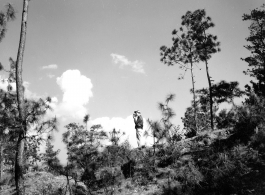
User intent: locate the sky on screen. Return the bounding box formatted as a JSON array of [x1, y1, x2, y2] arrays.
[[0, 0, 263, 163]]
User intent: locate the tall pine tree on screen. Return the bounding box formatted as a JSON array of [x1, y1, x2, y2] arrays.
[[242, 4, 265, 97], [42, 140, 60, 173], [160, 21, 200, 132], [14, 1, 29, 193], [181, 9, 221, 130]]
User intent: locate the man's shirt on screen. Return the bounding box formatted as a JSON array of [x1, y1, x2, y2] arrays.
[[134, 115, 143, 129]]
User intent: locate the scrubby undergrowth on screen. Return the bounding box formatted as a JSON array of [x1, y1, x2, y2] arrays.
[[1, 126, 265, 195]]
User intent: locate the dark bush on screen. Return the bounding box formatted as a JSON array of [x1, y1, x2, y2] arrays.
[[121, 159, 136, 178]]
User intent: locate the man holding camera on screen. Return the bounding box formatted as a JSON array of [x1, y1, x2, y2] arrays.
[[133, 110, 144, 148]]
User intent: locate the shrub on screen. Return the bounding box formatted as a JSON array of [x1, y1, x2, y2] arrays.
[[195, 144, 259, 194], [0, 172, 13, 186], [250, 124, 265, 152], [175, 161, 204, 192], [24, 172, 68, 195], [98, 166, 123, 188]]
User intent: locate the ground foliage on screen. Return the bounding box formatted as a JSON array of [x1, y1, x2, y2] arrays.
[[1, 93, 265, 195]]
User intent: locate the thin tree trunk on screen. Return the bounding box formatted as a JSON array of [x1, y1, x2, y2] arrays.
[[202, 30, 214, 131], [15, 0, 29, 194], [66, 175, 72, 195], [153, 131, 155, 155], [190, 62, 197, 133], [153, 129, 156, 167], [0, 142, 3, 182], [205, 60, 214, 131], [15, 134, 25, 195]]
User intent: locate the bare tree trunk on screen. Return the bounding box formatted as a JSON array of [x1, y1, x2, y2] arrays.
[[15, 0, 29, 194], [66, 175, 72, 195], [15, 134, 25, 195], [205, 60, 214, 131], [153, 129, 156, 167], [190, 62, 197, 133], [0, 142, 3, 182]]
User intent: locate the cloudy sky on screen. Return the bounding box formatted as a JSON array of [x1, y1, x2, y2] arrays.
[[0, 0, 263, 163]]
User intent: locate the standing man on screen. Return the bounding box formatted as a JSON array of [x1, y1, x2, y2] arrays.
[[133, 110, 144, 148]]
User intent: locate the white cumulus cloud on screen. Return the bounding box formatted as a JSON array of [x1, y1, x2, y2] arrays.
[[47, 70, 93, 120], [45, 70, 93, 164], [42, 64, 58, 70], [111, 53, 145, 74], [57, 70, 93, 106], [23, 81, 41, 100]]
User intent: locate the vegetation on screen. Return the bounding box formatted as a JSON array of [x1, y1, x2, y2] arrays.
[[0, 2, 265, 195], [181, 9, 221, 131], [242, 4, 265, 97], [160, 12, 201, 132], [160, 9, 221, 132]]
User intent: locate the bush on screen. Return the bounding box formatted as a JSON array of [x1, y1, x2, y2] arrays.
[[24, 172, 68, 195], [194, 144, 259, 194], [0, 172, 13, 186], [250, 124, 265, 152], [175, 161, 204, 192], [231, 94, 265, 144], [98, 166, 123, 188]]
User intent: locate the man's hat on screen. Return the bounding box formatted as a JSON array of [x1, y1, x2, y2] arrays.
[[134, 110, 141, 114]]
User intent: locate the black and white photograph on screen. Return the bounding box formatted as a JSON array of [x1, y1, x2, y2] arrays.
[[0, 0, 264, 194]]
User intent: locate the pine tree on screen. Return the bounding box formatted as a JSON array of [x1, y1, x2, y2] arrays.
[[0, 58, 18, 182], [242, 4, 265, 97], [182, 81, 243, 136], [160, 20, 200, 132], [62, 121, 107, 191], [0, 4, 15, 44], [181, 9, 221, 130], [14, 1, 29, 194], [109, 128, 124, 146], [0, 5, 16, 179], [0, 91, 15, 181], [1, 57, 57, 195], [42, 140, 60, 173], [148, 94, 181, 154]]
